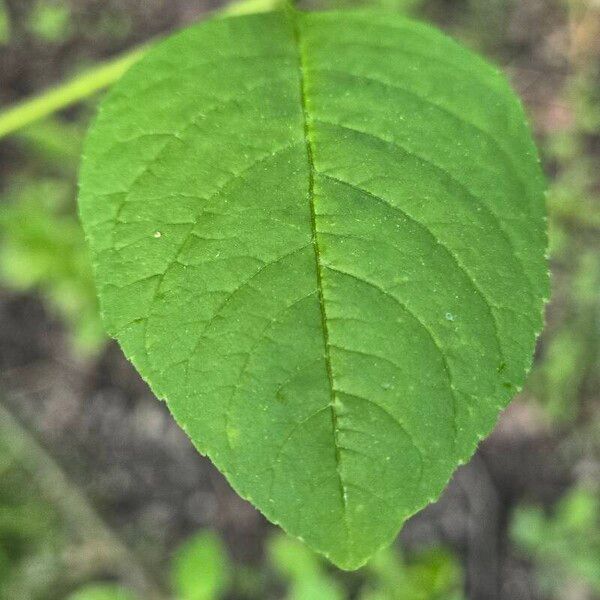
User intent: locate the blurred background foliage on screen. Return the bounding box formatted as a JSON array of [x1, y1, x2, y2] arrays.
[[511, 487, 600, 598], [0, 0, 598, 599]]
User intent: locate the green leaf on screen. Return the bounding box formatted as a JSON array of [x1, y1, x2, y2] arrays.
[[0, 1, 9, 44], [79, 8, 548, 569], [361, 546, 464, 600], [28, 1, 72, 42], [171, 531, 231, 600], [269, 533, 344, 600]]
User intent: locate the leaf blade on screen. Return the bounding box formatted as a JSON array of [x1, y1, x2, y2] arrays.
[[79, 9, 548, 569]]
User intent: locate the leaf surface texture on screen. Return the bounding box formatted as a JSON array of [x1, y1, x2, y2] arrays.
[[79, 9, 548, 569]]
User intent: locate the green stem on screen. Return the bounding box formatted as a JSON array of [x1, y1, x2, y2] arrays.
[[0, 46, 147, 139], [0, 0, 282, 140]]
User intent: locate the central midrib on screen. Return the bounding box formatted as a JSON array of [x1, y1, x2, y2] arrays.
[[290, 10, 350, 532]]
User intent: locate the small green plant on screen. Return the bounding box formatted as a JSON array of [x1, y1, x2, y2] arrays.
[[268, 534, 465, 600], [67, 530, 464, 600], [28, 0, 72, 42], [360, 545, 464, 600], [170, 532, 231, 600], [511, 487, 600, 597], [0, 174, 104, 354], [77, 4, 548, 568], [269, 534, 345, 599], [66, 531, 230, 600]]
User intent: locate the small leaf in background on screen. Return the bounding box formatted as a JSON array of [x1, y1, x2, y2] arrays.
[[0, 176, 105, 354], [79, 8, 548, 568], [361, 546, 464, 600], [66, 584, 138, 600], [269, 534, 344, 600], [511, 487, 600, 596], [0, 0, 9, 44], [171, 531, 231, 600], [28, 0, 72, 42]]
